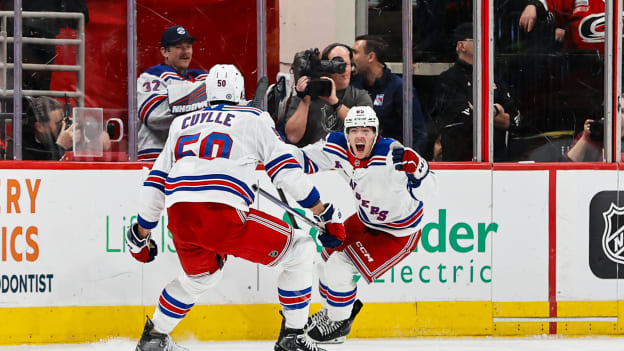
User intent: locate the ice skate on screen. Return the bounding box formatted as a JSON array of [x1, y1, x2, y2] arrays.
[[274, 312, 326, 351], [136, 317, 189, 351], [305, 307, 328, 330], [306, 299, 363, 344]]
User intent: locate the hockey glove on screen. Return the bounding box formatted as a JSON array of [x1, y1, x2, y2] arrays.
[[314, 203, 346, 249], [126, 223, 158, 263], [391, 145, 429, 183]]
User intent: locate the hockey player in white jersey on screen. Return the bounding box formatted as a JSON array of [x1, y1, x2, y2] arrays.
[[289, 106, 435, 344], [137, 25, 209, 161], [126, 64, 346, 351]]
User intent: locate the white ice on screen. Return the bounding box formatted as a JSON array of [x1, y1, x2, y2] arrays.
[[2, 336, 624, 350]]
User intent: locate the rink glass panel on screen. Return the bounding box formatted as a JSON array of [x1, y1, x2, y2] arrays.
[[368, 0, 622, 163]]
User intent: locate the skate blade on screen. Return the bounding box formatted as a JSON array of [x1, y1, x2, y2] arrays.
[[315, 336, 346, 344]]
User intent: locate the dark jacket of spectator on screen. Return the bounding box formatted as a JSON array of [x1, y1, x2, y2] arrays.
[[22, 128, 66, 161], [431, 58, 520, 161], [352, 66, 427, 153]]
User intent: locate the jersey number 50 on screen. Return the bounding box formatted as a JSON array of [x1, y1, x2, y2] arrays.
[[174, 132, 233, 160]]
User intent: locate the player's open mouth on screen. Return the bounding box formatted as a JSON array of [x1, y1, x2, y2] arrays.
[[355, 143, 365, 152]]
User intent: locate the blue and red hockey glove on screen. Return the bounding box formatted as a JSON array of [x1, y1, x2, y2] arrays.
[[126, 223, 158, 263], [391, 144, 429, 185], [314, 203, 346, 249]]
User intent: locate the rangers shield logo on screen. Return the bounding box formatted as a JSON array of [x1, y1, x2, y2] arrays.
[[601, 203, 624, 264], [374, 94, 384, 106]]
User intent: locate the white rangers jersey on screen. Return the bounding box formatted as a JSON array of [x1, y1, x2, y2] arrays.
[[137, 64, 208, 161], [291, 132, 435, 237], [136, 104, 321, 231]]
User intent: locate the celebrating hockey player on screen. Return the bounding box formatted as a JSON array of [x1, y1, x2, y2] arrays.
[[127, 64, 346, 351], [137, 25, 209, 161], [289, 106, 436, 344]]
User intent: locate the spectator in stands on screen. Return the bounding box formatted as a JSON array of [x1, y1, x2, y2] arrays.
[[284, 43, 372, 147], [528, 0, 614, 52], [518, 0, 552, 34], [137, 25, 208, 161], [429, 22, 520, 161], [564, 95, 624, 162], [352, 34, 427, 153], [22, 96, 75, 160], [514, 0, 608, 161]]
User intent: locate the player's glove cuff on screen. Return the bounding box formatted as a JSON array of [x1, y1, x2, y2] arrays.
[[314, 203, 346, 249], [314, 203, 343, 224]]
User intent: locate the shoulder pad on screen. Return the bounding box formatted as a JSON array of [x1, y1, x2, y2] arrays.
[[145, 64, 177, 76], [221, 105, 264, 116], [326, 132, 348, 148], [188, 68, 209, 80], [371, 136, 395, 157]]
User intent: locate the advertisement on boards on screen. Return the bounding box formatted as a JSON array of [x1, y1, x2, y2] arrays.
[[0, 168, 507, 307], [5, 167, 617, 308]]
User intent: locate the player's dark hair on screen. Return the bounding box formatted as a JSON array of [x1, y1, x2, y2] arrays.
[[354, 34, 389, 64], [24, 96, 61, 127]]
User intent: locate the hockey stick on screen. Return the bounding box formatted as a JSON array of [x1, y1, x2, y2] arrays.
[[277, 187, 300, 229], [251, 184, 325, 233], [249, 76, 269, 109]]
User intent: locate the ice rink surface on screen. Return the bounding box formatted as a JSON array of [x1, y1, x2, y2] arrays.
[[2, 336, 624, 351]]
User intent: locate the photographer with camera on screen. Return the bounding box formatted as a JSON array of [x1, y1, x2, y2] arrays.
[[22, 96, 112, 161], [564, 96, 624, 162], [22, 96, 76, 160], [284, 43, 372, 147]]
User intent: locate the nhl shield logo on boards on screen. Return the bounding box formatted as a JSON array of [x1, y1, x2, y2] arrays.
[[588, 191, 624, 278], [601, 203, 624, 264]]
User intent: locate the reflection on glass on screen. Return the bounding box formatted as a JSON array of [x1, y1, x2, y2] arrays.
[[368, 0, 472, 161], [495, 0, 605, 162], [136, 0, 279, 160], [73, 107, 105, 157], [367, 0, 614, 162], [1, 1, 130, 161], [359, 2, 427, 154], [0, 99, 13, 160]]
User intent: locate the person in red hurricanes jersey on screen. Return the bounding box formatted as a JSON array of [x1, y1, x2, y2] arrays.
[[522, 0, 613, 51]]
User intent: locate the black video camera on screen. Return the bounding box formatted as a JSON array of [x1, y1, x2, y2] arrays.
[[589, 119, 604, 142], [291, 48, 346, 98]]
